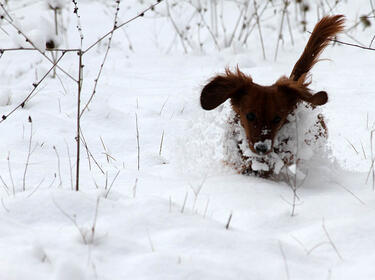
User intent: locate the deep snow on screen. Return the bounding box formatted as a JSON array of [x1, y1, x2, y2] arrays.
[[0, 0, 374, 279]]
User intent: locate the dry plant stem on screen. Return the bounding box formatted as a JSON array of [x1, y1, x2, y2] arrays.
[[194, 5, 220, 50], [48, 174, 57, 189], [322, 218, 343, 261], [80, 131, 92, 170], [147, 230, 155, 252], [286, 7, 294, 45], [0, 52, 66, 123], [75, 51, 83, 191], [53, 197, 89, 244], [203, 198, 209, 218], [345, 138, 359, 154], [105, 170, 120, 199], [210, 0, 218, 36], [80, 131, 105, 174], [0, 175, 9, 196], [227, 2, 249, 47], [337, 184, 365, 205], [0, 5, 77, 82], [165, 1, 189, 53], [332, 37, 375, 51], [275, 0, 289, 61], [22, 117, 33, 192], [72, 0, 84, 49], [278, 241, 290, 280], [1, 198, 9, 212], [370, 35, 375, 48], [135, 113, 140, 171], [0, 48, 81, 52], [84, 0, 165, 54], [253, 0, 266, 59], [7, 153, 15, 196], [225, 212, 233, 230], [100, 137, 110, 163], [159, 130, 164, 157], [90, 197, 100, 244], [65, 142, 74, 190], [370, 0, 375, 18], [242, 1, 269, 45], [80, 0, 121, 116], [133, 178, 138, 198], [180, 192, 188, 213], [290, 113, 301, 217], [27, 177, 46, 198]]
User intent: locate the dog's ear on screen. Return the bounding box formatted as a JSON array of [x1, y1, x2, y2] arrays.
[[278, 83, 328, 106], [200, 68, 252, 110], [301, 90, 328, 105]]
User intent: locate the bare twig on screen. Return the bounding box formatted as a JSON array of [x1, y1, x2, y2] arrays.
[[66, 141, 74, 191], [80, 131, 105, 174], [159, 130, 164, 157], [89, 197, 100, 244], [322, 218, 343, 261], [0, 4, 77, 82], [105, 170, 121, 199], [278, 240, 290, 280], [80, 0, 121, 116], [75, 51, 83, 191], [0, 52, 66, 123], [135, 113, 140, 171], [225, 212, 233, 230], [22, 116, 33, 192], [53, 146, 63, 188], [133, 177, 138, 198], [253, 0, 266, 59], [275, 0, 289, 61], [84, 0, 165, 54], [72, 0, 84, 48], [180, 192, 188, 213], [7, 152, 15, 196], [0, 175, 9, 196]]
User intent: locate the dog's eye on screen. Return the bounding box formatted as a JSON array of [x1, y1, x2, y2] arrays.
[[246, 112, 256, 121], [272, 116, 281, 124]]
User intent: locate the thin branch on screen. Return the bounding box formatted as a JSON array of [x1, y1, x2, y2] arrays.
[[0, 52, 66, 123], [80, 0, 121, 116], [322, 218, 343, 261], [135, 113, 140, 171], [53, 146, 62, 188], [22, 116, 33, 192], [65, 141, 74, 191], [308, 30, 375, 51], [84, 0, 165, 54], [0, 4, 77, 82], [75, 51, 83, 192], [225, 212, 233, 230], [72, 0, 84, 49], [7, 152, 15, 196], [278, 241, 290, 280], [105, 170, 121, 199], [253, 0, 266, 59]]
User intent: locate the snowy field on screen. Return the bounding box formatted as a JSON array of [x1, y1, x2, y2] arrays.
[[0, 0, 374, 279]]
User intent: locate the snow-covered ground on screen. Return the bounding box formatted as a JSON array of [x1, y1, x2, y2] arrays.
[[0, 0, 374, 279]]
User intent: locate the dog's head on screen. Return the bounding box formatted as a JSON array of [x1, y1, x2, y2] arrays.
[[200, 68, 328, 155]]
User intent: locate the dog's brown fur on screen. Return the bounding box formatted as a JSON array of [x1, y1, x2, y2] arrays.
[[200, 15, 345, 176]]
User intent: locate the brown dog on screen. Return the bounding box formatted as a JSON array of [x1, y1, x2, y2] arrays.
[[200, 15, 345, 178]]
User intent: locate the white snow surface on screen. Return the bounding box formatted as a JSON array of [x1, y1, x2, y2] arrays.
[[0, 1, 374, 279]]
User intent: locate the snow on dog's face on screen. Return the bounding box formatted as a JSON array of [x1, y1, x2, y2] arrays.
[[200, 68, 328, 155]]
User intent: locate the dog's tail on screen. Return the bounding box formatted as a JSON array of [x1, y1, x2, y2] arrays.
[[290, 15, 345, 82]]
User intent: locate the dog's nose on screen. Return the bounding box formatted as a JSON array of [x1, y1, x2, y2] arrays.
[[255, 144, 268, 154]]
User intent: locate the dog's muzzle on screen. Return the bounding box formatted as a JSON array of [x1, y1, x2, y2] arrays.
[[254, 140, 272, 154]]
